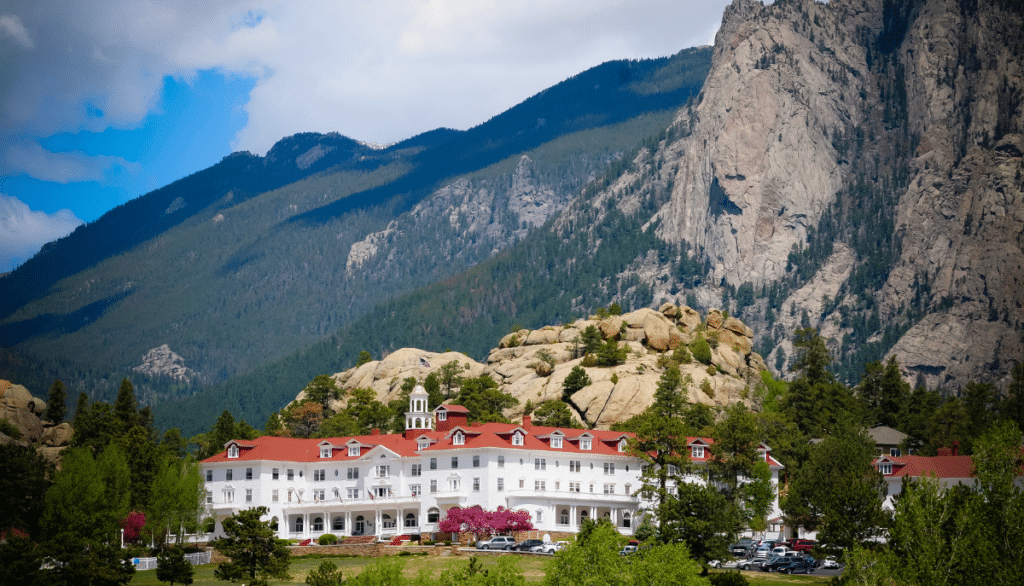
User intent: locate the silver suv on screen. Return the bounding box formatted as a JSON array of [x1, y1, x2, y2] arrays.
[[475, 536, 515, 550]]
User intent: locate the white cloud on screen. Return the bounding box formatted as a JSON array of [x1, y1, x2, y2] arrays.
[[3, 139, 139, 184], [0, 14, 34, 49], [0, 194, 83, 273], [1, 1, 730, 158]]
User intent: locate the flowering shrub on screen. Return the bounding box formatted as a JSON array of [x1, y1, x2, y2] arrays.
[[437, 506, 533, 535], [120, 511, 146, 543]]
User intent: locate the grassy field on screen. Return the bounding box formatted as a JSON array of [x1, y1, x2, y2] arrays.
[[129, 554, 832, 585]]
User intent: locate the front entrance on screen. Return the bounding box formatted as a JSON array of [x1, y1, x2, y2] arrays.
[[355, 515, 365, 535]]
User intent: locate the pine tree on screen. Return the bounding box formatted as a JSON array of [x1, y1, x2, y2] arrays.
[[46, 380, 67, 424], [156, 546, 194, 586], [213, 507, 290, 585]]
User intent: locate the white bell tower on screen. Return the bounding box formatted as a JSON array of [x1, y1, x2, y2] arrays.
[[405, 384, 433, 431]]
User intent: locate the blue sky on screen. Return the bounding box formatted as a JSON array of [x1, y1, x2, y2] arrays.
[[0, 0, 732, 273]]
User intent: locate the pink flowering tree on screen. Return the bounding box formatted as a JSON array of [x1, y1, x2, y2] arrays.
[[120, 511, 147, 543], [438, 506, 533, 537]]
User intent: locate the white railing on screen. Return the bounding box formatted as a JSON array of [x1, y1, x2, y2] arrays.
[[131, 550, 212, 571]]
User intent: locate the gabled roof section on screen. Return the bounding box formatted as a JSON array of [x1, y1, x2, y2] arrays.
[[877, 455, 975, 479], [867, 425, 908, 446], [359, 444, 402, 461], [435, 404, 470, 414], [224, 439, 256, 449]]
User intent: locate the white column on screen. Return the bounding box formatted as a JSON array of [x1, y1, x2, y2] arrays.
[[345, 511, 352, 536], [570, 505, 577, 531]]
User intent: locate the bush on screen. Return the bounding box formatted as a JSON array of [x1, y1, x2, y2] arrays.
[[673, 345, 692, 364], [706, 364, 717, 376], [690, 335, 713, 364], [581, 354, 598, 367], [708, 570, 749, 586], [701, 379, 715, 398], [0, 419, 22, 440], [318, 534, 338, 545]]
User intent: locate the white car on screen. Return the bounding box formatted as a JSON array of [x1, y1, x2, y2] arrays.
[[535, 541, 568, 554], [821, 557, 841, 569]]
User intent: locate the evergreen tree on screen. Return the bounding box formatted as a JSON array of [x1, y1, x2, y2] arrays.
[[454, 375, 518, 423], [212, 506, 290, 586], [119, 425, 158, 510], [113, 378, 140, 434], [302, 375, 341, 414], [561, 366, 592, 398], [439, 360, 466, 399], [0, 444, 52, 539], [423, 371, 443, 408], [532, 400, 582, 428], [46, 380, 67, 424], [156, 546, 194, 586], [857, 356, 910, 428], [782, 328, 860, 437]]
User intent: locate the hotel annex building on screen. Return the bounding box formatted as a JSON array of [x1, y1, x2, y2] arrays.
[[201, 386, 785, 540]]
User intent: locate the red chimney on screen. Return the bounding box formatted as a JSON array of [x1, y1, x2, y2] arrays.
[[371, 428, 380, 436], [522, 415, 532, 429]]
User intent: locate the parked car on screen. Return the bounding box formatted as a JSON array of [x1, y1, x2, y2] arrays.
[[511, 539, 545, 552], [475, 536, 515, 550], [760, 556, 793, 572], [820, 557, 841, 569], [753, 545, 773, 559], [537, 541, 568, 554], [729, 538, 755, 556], [790, 539, 816, 552], [779, 558, 816, 574], [738, 557, 769, 571], [619, 545, 639, 556]]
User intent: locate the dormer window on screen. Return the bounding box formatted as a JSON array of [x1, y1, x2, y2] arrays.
[[348, 445, 359, 457], [512, 432, 524, 446], [691, 446, 704, 459], [228, 445, 239, 458], [320, 446, 332, 459], [552, 436, 563, 449], [453, 432, 465, 446], [418, 440, 429, 450], [437, 411, 448, 421], [618, 439, 627, 453], [879, 463, 892, 475], [580, 438, 591, 450]]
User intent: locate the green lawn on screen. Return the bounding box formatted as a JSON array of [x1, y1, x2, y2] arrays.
[[129, 555, 830, 585]]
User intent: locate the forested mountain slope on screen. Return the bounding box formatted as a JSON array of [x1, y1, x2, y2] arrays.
[[160, 0, 1024, 434], [0, 48, 712, 409]]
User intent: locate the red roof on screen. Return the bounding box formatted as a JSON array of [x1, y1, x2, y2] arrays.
[[876, 455, 976, 479], [436, 404, 470, 413]]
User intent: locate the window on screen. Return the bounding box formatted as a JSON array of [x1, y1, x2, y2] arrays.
[[272, 489, 279, 502], [428, 508, 440, 523], [451, 457, 459, 469], [535, 458, 546, 471], [668, 464, 677, 476], [569, 460, 580, 473], [569, 482, 580, 492], [589, 482, 595, 493], [418, 439, 429, 450], [206, 491, 212, 504], [437, 411, 447, 421], [376, 465, 390, 478], [294, 517, 303, 532], [206, 469, 213, 482], [430, 458, 437, 470], [535, 480, 546, 491], [604, 483, 615, 494], [519, 479, 525, 489], [288, 489, 294, 502], [410, 484, 421, 497], [226, 469, 233, 481], [411, 464, 422, 476], [497, 478, 504, 491], [314, 489, 325, 501], [604, 462, 615, 475], [691, 446, 705, 459], [320, 446, 332, 458], [430, 479, 437, 493], [473, 455, 480, 467], [449, 479, 460, 491], [348, 445, 360, 457], [312, 517, 323, 532], [890, 447, 901, 457], [333, 517, 344, 531], [287, 469, 294, 481], [347, 488, 359, 499], [453, 431, 464, 445], [498, 455, 505, 467], [314, 469, 326, 481], [375, 487, 389, 498], [473, 477, 481, 491], [246, 488, 253, 502], [880, 463, 892, 475], [580, 438, 591, 450], [618, 439, 627, 452], [405, 513, 417, 528], [227, 445, 239, 458], [625, 483, 632, 496], [272, 468, 279, 480], [560, 509, 569, 525], [622, 512, 631, 528], [512, 432, 524, 446], [552, 436, 563, 449], [536, 510, 543, 523], [224, 490, 234, 503], [347, 467, 359, 479]]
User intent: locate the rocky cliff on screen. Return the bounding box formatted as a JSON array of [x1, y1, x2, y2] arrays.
[[0, 380, 72, 466], [299, 306, 766, 429], [573, 0, 1022, 391]]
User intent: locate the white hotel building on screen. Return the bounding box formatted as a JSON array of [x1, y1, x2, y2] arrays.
[[201, 386, 785, 540]]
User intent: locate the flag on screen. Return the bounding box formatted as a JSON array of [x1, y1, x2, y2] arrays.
[[420, 357, 431, 368], [368, 488, 375, 501]]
